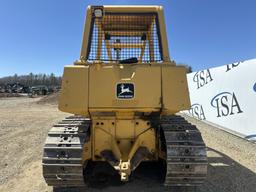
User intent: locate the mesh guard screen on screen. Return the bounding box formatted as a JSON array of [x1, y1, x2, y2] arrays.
[[87, 13, 163, 63]]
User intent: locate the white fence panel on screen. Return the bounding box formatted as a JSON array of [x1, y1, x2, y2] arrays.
[[186, 59, 256, 140]]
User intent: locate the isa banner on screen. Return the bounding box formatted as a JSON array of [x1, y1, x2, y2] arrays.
[[186, 59, 256, 141]]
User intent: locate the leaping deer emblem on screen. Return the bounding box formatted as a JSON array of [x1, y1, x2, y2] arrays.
[[119, 84, 133, 96]]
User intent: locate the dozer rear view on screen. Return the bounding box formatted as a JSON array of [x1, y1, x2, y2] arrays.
[[42, 5, 207, 189]]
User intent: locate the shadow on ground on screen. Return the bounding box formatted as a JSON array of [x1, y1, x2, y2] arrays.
[[54, 148, 256, 192], [201, 148, 256, 192]]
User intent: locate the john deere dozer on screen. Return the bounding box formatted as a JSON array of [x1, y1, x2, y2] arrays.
[[42, 5, 207, 189]]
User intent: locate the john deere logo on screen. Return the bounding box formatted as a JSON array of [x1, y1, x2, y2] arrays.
[[116, 83, 134, 99]]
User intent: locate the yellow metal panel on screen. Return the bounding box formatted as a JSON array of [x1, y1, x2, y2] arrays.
[[157, 6, 171, 62], [58, 65, 89, 116], [115, 120, 134, 139], [89, 65, 161, 110], [162, 66, 191, 114], [92, 117, 157, 162], [80, 6, 92, 61], [82, 138, 91, 161], [94, 123, 112, 157], [128, 128, 156, 159], [102, 5, 162, 12]]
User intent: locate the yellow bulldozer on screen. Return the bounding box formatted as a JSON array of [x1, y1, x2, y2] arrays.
[[42, 5, 207, 189]]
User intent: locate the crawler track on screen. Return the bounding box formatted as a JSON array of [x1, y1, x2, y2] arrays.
[[42, 116, 90, 187], [161, 115, 207, 187]]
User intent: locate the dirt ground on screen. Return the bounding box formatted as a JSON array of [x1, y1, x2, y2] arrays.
[[0, 97, 255, 192]]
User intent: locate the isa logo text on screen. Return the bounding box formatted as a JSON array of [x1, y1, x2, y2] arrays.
[[193, 69, 213, 89], [189, 104, 206, 120], [226, 61, 242, 72], [211, 92, 243, 117]]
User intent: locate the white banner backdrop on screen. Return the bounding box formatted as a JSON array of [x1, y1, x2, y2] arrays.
[[185, 59, 256, 141]]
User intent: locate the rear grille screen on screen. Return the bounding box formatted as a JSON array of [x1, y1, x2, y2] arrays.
[[87, 13, 163, 63]]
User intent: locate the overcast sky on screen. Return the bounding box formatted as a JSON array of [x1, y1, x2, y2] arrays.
[[0, 0, 255, 77]]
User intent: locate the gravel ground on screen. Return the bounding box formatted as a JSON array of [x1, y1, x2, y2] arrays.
[[0, 97, 255, 192], [181, 114, 256, 192]]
